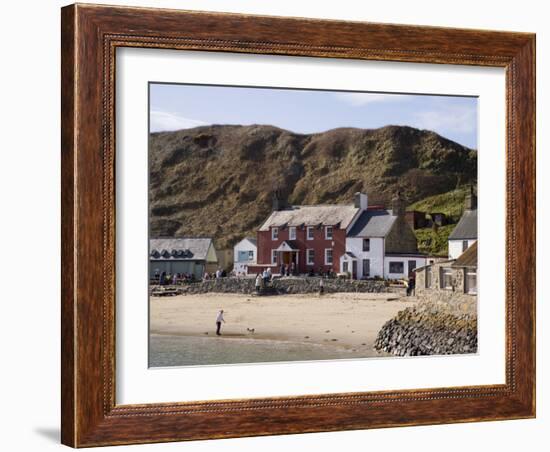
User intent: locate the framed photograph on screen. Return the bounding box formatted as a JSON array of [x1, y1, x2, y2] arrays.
[[61, 3, 535, 447]]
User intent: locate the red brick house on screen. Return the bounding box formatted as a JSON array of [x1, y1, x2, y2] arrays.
[[249, 193, 366, 275]]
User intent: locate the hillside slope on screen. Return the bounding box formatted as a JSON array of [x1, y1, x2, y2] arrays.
[[149, 124, 477, 248]]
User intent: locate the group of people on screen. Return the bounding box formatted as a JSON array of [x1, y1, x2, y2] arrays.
[[279, 261, 297, 277], [203, 268, 228, 280], [307, 267, 334, 278], [154, 270, 196, 286]]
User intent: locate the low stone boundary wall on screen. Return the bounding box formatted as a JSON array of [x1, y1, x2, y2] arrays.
[[177, 277, 389, 295], [374, 302, 477, 356]]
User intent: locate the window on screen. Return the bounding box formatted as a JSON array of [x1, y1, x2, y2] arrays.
[[462, 240, 469, 252], [271, 250, 277, 264], [362, 259, 370, 277], [408, 260, 417, 276], [362, 238, 370, 252], [389, 261, 404, 274], [440, 267, 453, 289], [325, 226, 333, 240], [307, 226, 314, 240], [306, 249, 315, 265], [238, 250, 252, 262], [426, 266, 432, 288], [342, 261, 349, 273], [465, 269, 477, 294], [324, 248, 333, 265], [289, 226, 296, 240], [271, 227, 278, 240]]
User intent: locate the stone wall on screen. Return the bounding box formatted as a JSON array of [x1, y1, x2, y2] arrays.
[[374, 301, 477, 356], [415, 261, 476, 314], [178, 276, 389, 295]]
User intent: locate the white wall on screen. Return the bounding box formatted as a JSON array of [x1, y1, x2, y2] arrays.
[[345, 237, 385, 278], [233, 239, 257, 273], [384, 256, 427, 279], [449, 239, 476, 260], [1, 1, 547, 452]]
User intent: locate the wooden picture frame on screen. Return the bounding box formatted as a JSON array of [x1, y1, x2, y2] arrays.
[[61, 3, 535, 447]]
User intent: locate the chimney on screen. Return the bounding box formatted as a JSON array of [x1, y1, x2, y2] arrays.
[[464, 185, 477, 211], [391, 190, 406, 217], [272, 190, 285, 211], [354, 192, 368, 210]]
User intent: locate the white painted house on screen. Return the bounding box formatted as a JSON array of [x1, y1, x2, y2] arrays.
[[448, 189, 477, 260], [233, 237, 257, 274], [341, 193, 426, 280]]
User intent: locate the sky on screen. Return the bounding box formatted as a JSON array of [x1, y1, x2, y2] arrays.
[[149, 83, 478, 149]]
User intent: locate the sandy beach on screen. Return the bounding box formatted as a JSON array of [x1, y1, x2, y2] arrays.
[[150, 292, 416, 365]]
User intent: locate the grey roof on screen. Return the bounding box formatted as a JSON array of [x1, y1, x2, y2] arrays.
[[452, 241, 478, 268], [245, 237, 257, 246], [259, 204, 359, 231], [347, 209, 397, 237], [150, 238, 214, 261], [448, 209, 478, 240]]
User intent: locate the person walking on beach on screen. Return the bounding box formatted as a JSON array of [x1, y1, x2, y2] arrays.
[[216, 309, 225, 336]]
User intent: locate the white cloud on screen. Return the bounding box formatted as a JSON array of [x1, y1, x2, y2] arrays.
[[411, 104, 477, 135], [333, 92, 411, 106], [150, 110, 207, 132]]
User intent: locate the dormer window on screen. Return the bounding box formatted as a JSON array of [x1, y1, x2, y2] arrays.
[[272, 227, 278, 240], [325, 226, 333, 240]]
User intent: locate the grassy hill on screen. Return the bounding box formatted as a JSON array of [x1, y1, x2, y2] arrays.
[[149, 124, 477, 248], [407, 186, 473, 223], [413, 224, 456, 256]]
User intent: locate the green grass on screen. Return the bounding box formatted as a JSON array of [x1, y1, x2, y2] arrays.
[[407, 186, 473, 222], [414, 224, 456, 256]]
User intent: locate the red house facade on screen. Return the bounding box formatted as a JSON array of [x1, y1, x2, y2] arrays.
[[249, 194, 366, 275]]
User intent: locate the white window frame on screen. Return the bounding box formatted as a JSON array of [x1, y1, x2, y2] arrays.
[[325, 226, 333, 240], [306, 249, 315, 265], [462, 240, 469, 252], [271, 227, 278, 240], [248, 250, 254, 261], [465, 268, 477, 294], [306, 226, 314, 240], [363, 238, 370, 252], [324, 248, 333, 265], [289, 226, 296, 240], [271, 249, 277, 264], [440, 267, 453, 290]]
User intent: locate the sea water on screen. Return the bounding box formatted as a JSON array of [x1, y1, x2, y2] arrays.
[[149, 334, 370, 367]]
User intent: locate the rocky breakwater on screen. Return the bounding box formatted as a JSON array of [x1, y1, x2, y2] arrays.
[[178, 277, 389, 295], [374, 302, 477, 356]]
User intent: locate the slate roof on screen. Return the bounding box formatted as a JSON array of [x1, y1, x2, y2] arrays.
[[448, 209, 478, 240], [452, 241, 478, 268], [150, 238, 214, 261], [347, 209, 397, 238], [259, 204, 360, 231], [245, 237, 257, 247], [275, 240, 299, 251]]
